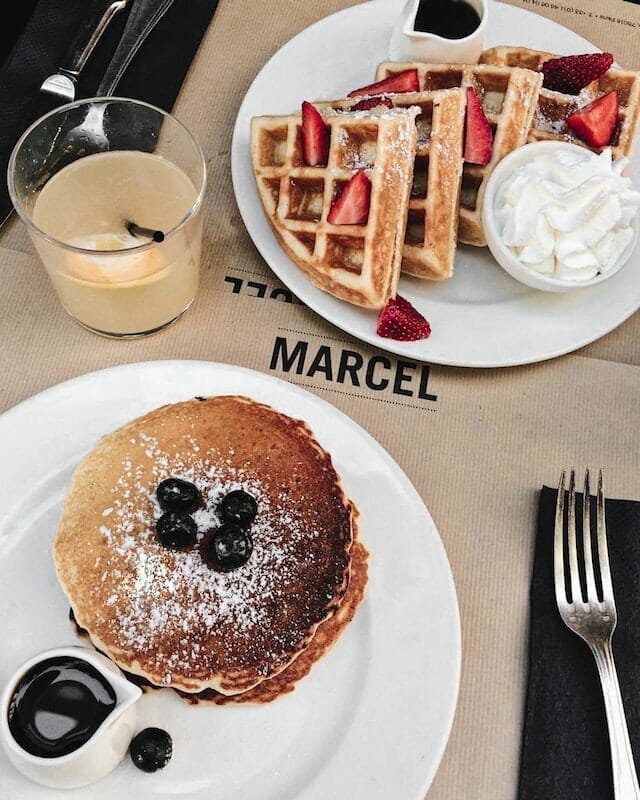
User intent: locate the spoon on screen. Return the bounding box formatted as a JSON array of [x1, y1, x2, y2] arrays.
[[31, 0, 176, 188]]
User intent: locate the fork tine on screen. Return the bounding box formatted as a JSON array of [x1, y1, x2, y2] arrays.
[[566, 469, 582, 605], [582, 468, 598, 601], [596, 469, 615, 603], [554, 470, 567, 606]]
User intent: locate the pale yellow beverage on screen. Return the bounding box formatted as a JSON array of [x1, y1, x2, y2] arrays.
[[31, 150, 202, 336]]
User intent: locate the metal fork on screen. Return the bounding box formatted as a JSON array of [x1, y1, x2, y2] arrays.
[[554, 468, 640, 799], [40, 0, 129, 102]]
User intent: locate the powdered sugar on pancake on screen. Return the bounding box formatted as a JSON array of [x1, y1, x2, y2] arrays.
[[93, 432, 328, 685]]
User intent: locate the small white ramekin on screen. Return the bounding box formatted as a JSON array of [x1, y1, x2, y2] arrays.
[[482, 141, 640, 293]]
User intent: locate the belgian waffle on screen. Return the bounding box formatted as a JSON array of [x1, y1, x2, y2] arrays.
[[316, 89, 466, 280], [54, 396, 365, 697], [480, 46, 640, 159], [374, 62, 543, 246], [250, 106, 418, 307]]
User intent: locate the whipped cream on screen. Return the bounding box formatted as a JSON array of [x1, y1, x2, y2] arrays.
[[493, 147, 640, 281]]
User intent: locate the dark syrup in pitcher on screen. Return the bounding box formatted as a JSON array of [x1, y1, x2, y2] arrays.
[[414, 0, 481, 39], [7, 656, 116, 758]]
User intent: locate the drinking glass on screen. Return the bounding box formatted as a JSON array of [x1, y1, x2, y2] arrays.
[[8, 97, 206, 338]]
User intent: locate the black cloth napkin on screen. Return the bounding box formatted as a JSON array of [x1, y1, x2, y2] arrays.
[[518, 485, 640, 800], [0, 0, 220, 223]]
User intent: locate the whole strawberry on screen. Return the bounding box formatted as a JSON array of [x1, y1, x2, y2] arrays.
[[541, 52, 614, 94], [376, 295, 431, 341]]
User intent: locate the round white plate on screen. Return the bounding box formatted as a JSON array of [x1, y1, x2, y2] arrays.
[[0, 361, 460, 800], [231, 0, 640, 368]]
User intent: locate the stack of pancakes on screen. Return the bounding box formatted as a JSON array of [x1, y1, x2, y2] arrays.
[[250, 51, 640, 305], [53, 396, 368, 704]]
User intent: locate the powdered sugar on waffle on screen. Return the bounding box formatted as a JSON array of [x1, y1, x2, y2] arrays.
[[534, 86, 595, 135], [331, 108, 418, 184], [324, 104, 419, 121], [377, 116, 418, 183]]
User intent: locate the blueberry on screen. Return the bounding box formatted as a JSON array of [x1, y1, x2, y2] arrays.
[[129, 727, 172, 772], [156, 478, 200, 513], [202, 524, 253, 571], [156, 512, 197, 549], [220, 490, 257, 527]]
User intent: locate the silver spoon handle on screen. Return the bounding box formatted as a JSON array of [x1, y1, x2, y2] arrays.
[[96, 0, 176, 97], [66, 0, 130, 75]]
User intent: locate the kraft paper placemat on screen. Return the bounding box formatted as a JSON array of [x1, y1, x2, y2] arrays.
[[499, 0, 640, 69]]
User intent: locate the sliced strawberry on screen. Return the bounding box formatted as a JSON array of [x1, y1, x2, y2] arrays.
[[351, 95, 395, 111], [327, 171, 371, 225], [542, 52, 614, 94], [347, 69, 419, 98], [464, 87, 493, 165], [566, 91, 618, 147], [301, 101, 329, 166], [376, 295, 431, 342]]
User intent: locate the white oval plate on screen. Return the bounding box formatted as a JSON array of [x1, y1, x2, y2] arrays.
[[0, 360, 460, 800], [231, 0, 640, 368]]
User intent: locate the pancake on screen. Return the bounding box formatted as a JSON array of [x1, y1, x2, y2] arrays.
[[69, 530, 368, 705], [204, 531, 368, 704], [53, 396, 364, 696]]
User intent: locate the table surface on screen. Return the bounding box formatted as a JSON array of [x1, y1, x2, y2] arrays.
[[1, 1, 640, 798]]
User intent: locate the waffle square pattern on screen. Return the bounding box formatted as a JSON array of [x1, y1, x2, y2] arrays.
[[250, 107, 418, 308], [375, 62, 543, 246], [480, 46, 640, 160], [318, 89, 466, 281]]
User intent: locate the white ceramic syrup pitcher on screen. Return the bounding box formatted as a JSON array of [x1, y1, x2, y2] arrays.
[[1, 645, 142, 789], [389, 0, 489, 64]]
